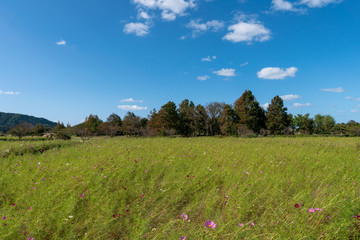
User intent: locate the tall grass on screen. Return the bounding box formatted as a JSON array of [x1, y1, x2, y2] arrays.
[[0, 137, 359, 239]]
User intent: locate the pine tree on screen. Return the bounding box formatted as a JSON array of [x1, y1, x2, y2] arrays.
[[266, 96, 290, 135]]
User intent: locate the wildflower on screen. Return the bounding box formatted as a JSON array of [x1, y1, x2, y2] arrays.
[[11, 203, 16, 206], [152, 228, 156, 231], [308, 208, 315, 213], [315, 208, 322, 211], [181, 214, 188, 220], [205, 220, 216, 228], [81, 193, 85, 198], [69, 215, 73, 218], [33, 187, 37, 190], [2, 216, 7, 220], [245, 172, 250, 175], [28, 238, 34, 240], [250, 222, 255, 226], [238, 223, 244, 227], [259, 171, 263, 173], [180, 237, 186, 240], [27, 207, 32, 210], [295, 203, 300, 208]]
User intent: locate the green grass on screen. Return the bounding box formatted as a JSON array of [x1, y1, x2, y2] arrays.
[[1, 137, 359, 239]]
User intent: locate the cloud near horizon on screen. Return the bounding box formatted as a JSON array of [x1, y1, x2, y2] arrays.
[[320, 87, 344, 93], [280, 94, 302, 101], [120, 98, 144, 103], [0, 90, 20, 95], [293, 102, 312, 108], [117, 105, 148, 111], [257, 67, 298, 80]]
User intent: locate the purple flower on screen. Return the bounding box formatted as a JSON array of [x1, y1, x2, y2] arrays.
[[180, 237, 186, 240], [28, 238, 34, 240], [250, 222, 255, 226], [238, 223, 244, 227], [315, 208, 322, 211], [295, 203, 300, 208], [205, 220, 216, 228], [181, 214, 188, 220], [308, 208, 315, 213], [2, 216, 7, 220]]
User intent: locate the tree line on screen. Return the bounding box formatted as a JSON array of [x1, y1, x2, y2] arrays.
[[6, 90, 360, 140]]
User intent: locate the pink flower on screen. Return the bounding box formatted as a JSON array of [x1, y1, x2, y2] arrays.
[[250, 222, 255, 226], [27, 207, 32, 210], [81, 193, 85, 198], [238, 223, 244, 227], [180, 237, 186, 240], [259, 171, 263, 173], [181, 214, 188, 220], [315, 208, 322, 211], [245, 172, 250, 175], [205, 220, 216, 228], [33, 187, 37, 190], [295, 203, 300, 208], [308, 208, 315, 213], [2, 216, 7, 220]]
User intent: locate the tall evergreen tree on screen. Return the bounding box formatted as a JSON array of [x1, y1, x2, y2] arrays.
[[219, 104, 237, 135], [234, 90, 266, 134], [194, 104, 208, 136], [178, 99, 196, 137], [266, 96, 290, 135]]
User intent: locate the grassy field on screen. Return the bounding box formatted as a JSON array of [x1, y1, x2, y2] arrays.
[[0, 137, 359, 239]]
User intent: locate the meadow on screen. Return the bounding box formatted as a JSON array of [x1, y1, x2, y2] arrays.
[[0, 137, 359, 239]]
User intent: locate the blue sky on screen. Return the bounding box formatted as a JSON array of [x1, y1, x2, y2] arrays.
[[0, 0, 359, 125]]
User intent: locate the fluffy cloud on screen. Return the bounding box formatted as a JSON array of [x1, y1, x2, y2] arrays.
[[280, 94, 302, 101], [257, 67, 298, 80], [187, 20, 225, 37], [197, 75, 210, 81], [223, 15, 271, 43], [123, 22, 151, 36], [293, 103, 312, 108], [201, 56, 216, 62], [56, 40, 66, 46], [272, 0, 296, 11], [320, 87, 344, 93], [299, 0, 342, 8], [117, 105, 148, 111], [120, 98, 144, 103], [0, 90, 20, 95], [133, 0, 196, 21], [213, 68, 236, 77]]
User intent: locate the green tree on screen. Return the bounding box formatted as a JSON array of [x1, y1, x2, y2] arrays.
[[219, 104, 237, 135], [178, 99, 196, 137], [234, 90, 266, 134], [266, 96, 290, 135], [33, 123, 45, 136], [122, 112, 141, 136], [205, 102, 225, 136], [292, 114, 314, 134], [84, 115, 102, 135], [8, 122, 33, 140], [194, 104, 208, 136], [314, 114, 335, 134]]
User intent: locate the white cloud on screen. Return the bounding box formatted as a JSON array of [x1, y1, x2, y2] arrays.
[[123, 22, 151, 36], [197, 75, 210, 81], [240, 62, 248, 67], [351, 110, 359, 113], [213, 68, 236, 77], [138, 9, 152, 20], [120, 98, 144, 103], [293, 103, 312, 108], [187, 19, 225, 37], [345, 96, 360, 101], [261, 103, 269, 109], [299, 0, 342, 8], [0, 90, 20, 95], [133, 0, 196, 21], [56, 40, 66, 46], [117, 105, 148, 111], [257, 67, 298, 80], [272, 0, 296, 11], [280, 94, 302, 101], [223, 15, 271, 43], [180, 35, 186, 40], [320, 87, 344, 93], [201, 56, 216, 62]]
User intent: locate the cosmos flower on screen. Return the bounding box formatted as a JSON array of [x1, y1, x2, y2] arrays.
[[181, 214, 188, 220], [180, 237, 186, 240], [238, 223, 244, 227], [295, 204, 300, 208], [250, 222, 255, 226], [205, 220, 216, 228], [308, 208, 315, 213]]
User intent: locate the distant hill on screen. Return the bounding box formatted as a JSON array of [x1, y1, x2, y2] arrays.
[[0, 112, 57, 133]]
